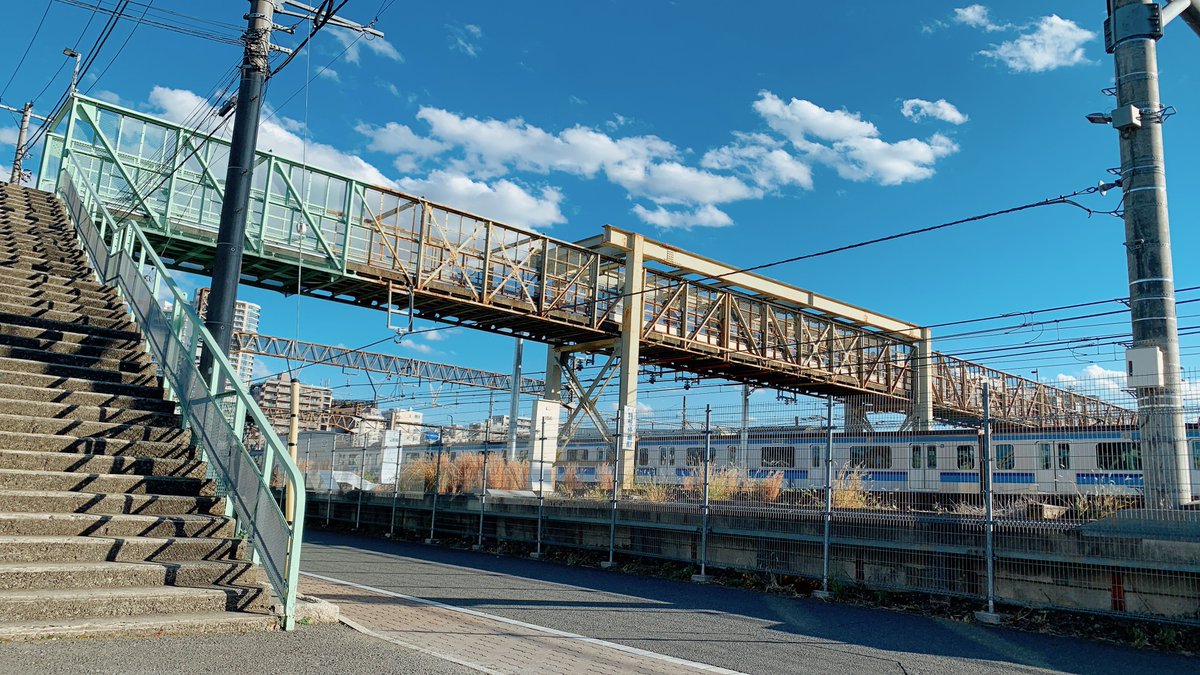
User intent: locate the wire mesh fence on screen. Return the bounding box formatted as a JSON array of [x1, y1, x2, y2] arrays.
[[301, 369, 1200, 625]]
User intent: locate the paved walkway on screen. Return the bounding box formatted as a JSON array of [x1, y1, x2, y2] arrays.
[[301, 531, 1198, 675], [302, 574, 738, 674]]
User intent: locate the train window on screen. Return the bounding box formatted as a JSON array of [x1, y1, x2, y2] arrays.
[[638, 448, 649, 466], [669, 447, 677, 465], [849, 446, 891, 469], [812, 445, 822, 468], [761, 446, 795, 468], [579, 448, 589, 462], [728, 446, 738, 464], [658, 448, 669, 466], [996, 444, 1015, 470], [956, 445, 975, 470], [1039, 443, 1052, 470], [564, 447, 577, 462], [1193, 441, 1200, 470], [927, 445, 938, 469], [1058, 443, 1071, 470], [1097, 442, 1142, 471], [911, 445, 921, 469], [686, 447, 705, 466]]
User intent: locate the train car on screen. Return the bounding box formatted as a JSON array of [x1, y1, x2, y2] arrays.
[[552, 425, 1200, 501]]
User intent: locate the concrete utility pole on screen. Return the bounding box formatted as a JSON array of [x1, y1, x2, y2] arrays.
[[6, 102, 32, 184], [203, 0, 275, 379], [1103, 0, 1200, 507], [507, 338, 523, 460]]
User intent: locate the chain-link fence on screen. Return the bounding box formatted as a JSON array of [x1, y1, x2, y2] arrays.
[[303, 370, 1200, 626]]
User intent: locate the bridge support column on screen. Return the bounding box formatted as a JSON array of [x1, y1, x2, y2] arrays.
[[544, 346, 563, 403], [912, 328, 934, 431], [617, 233, 645, 491]]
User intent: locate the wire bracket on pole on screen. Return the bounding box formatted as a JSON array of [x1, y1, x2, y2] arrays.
[[1105, 2, 1164, 52]]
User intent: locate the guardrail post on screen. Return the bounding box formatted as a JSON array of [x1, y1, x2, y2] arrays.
[[691, 405, 713, 583], [814, 395, 835, 600], [532, 418, 547, 560]]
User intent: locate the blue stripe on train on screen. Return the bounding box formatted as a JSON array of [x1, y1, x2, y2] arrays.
[[865, 471, 907, 482], [555, 466, 597, 478], [940, 472, 980, 483], [1076, 473, 1144, 486], [636, 468, 656, 477], [994, 472, 1036, 484], [747, 469, 809, 480]]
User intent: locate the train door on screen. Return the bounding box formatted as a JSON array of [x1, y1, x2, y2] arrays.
[[909, 444, 937, 491]]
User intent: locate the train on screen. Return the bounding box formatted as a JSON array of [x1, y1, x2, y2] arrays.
[[404, 426, 1200, 500]]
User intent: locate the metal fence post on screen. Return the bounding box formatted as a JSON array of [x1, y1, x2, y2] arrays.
[[426, 443, 443, 544], [692, 405, 713, 583], [354, 445, 366, 529], [473, 449, 490, 550], [532, 418, 546, 560], [975, 382, 1002, 624], [814, 395, 835, 600], [389, 444, 400, 538], [602, 409, 622, 569]]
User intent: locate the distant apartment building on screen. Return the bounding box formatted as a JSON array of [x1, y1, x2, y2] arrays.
[[250, 373, 334, 432], [192, 287, 261, 385], [385, 408, 424, 446]]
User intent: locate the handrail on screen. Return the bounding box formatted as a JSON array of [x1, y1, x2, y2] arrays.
[[53, 150, 306, 630]]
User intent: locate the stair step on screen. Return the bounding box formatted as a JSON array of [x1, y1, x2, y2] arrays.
[[0, 559, 265, 592], [0, 295, 127, 320], [0, 412, 189, 444], [0, 610, 277, 642], [0, 357, 159, 386], [0, 267, 114, 299], [0, 321, 142, 351], [0, 381, 173, 412], [0, 468, 213, 497], [0, 584, 268, 622], [0, 489, 223, 516], [0, 448, 204, 479], [0, 534, 247, 564], [0, 369, 166, 401], [0, 399, 178, 427], [0, 430, 193, 459], [0, 299, 134, 331], [0, 511, 233, 538], [0, 308, 140, 342], [0, 280, 123, 312], [0, 343, 153, 374]]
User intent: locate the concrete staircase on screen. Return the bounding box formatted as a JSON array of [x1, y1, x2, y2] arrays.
[[0, 183, 278, 640]]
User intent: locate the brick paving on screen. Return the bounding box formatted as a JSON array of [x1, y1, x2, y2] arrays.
[[301, 574, 741, 674]]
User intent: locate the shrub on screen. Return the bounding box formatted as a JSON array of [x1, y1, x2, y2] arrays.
[[751, 471, 784, 503]]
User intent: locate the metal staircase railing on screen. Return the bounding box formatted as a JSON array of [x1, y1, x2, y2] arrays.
[[54, 151, 306, 630]]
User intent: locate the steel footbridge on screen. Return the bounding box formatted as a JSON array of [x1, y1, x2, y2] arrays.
[[38, 94, 1135, 434]]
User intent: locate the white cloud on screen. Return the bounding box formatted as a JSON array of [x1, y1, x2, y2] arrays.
[[396, 170, 565, 230], [953, 4, 1010, 32], [702, 133, 813, 190], [631, 204, 733, 230], [356, 121, 448, 156], [900, 98, 969, 125], [979, 15, 1095, 73], [754, 91, 959, 186], [148, 86, 393, 187], [332, 31, 403, 65], [317, 68, 339, 82], [93, 90, 124, 105], [448, 23, 484, 57], [0, 127, 17, 146]]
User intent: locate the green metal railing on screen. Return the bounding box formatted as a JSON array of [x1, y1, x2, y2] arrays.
[[54, 150, 306, 631]]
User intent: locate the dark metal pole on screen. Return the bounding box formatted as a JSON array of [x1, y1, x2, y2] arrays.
[[426, 442, 442, 544], [691, 405, 713, 583], [815, 396, 835, 600], [474, 449, 489, 550], [533, 418, 546, 559], [602, 410, 621, 569], [201, 0, 273, 381]]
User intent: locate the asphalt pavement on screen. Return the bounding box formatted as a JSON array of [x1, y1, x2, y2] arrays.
[[301, 529, 1198, 675]]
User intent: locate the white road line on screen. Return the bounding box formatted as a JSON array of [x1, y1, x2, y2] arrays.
[[303, 571, 748, 675]]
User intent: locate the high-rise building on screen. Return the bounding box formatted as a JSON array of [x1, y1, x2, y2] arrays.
[[192, 287, 261, 385]]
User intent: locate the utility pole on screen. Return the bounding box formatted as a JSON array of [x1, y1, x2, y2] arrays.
[[203, 1, 382, 381], [202, 0, 274, 381], [1103, 0, 1200, 507], [4, 102, 32, 184], [507, 338, 523, 460]]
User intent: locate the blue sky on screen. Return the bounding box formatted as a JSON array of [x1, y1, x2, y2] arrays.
[[2, 1, 1199, 425]]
